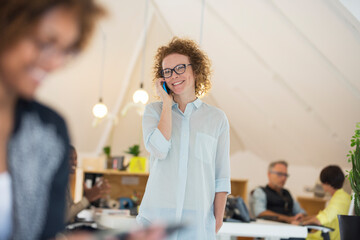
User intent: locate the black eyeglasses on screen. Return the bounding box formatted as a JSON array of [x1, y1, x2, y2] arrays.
[[270, 171, 289, 178], [29, 35, 77, 62], [161, 64, 192, 78]]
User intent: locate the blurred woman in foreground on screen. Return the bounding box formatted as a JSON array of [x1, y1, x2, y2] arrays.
[[0, 1, 104, 239]]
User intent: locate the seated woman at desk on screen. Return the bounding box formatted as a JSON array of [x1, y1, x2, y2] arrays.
[[67, 145, 110, 223], [292, 165, 351, 240]]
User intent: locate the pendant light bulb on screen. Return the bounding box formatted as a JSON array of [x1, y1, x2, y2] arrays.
[[133, 83, 149, 104], [92, 98, 108, 118]]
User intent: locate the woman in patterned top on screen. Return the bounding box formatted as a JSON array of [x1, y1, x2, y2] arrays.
[[0, 1, 104, 239]]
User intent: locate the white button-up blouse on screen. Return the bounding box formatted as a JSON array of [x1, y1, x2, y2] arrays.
[[137, 98, 231, 240]]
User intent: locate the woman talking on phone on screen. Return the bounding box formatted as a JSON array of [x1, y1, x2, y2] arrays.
[[137, 37, 231, 239]]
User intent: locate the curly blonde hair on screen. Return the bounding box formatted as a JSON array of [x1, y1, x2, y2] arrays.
[[153, 37, 212, 97]]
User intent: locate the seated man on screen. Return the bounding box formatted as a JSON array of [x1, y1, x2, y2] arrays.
[[293, 165, 351, 240], [66, 145, 110, 223], [250, 160, 306, 223]]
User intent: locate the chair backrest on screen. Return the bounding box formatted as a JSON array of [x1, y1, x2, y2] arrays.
[[224, 196, 251, 222], [249, 187, 260, 218]]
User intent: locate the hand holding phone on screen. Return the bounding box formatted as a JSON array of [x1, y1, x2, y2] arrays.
[[157, 79, 172, 107]]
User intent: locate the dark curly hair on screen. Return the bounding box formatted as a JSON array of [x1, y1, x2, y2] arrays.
[[320, 165, 345, 189], [153, 37, 212, 97], [0, 0, 106, 54]]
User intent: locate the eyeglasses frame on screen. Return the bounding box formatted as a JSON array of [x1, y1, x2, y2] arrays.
[[161, 63, 192, 78]]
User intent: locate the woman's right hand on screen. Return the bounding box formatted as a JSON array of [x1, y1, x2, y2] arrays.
[[156, 78, 173, 107], [84, 178, 111, 202]]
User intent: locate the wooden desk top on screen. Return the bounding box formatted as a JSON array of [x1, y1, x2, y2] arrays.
[[83, 169, 149, 176]]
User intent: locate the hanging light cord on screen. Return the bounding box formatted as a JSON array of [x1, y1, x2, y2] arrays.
[[199, 0, 206, 45], [140, 0, 150, 89], [99, 27, 106, 101]]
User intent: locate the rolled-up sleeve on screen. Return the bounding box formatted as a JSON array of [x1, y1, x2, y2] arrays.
[[142, 104, 171, 160], [250, 188, 267, 217], [215, 113, 231, 194], [292, 199, 306, 215], [66, 197, 90, 223]]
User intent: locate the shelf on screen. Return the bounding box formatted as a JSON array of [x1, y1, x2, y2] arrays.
[[231, 179, 248, 203], [76, 169, 248, 205], [83, 169, 149, 176]]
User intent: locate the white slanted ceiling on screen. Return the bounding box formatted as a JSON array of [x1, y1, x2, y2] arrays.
[[37, 0, 360, 171]]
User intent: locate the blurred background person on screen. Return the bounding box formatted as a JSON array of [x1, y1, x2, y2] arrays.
[[250, 160, 306, 223], [67, 145, 110, 223], [292, 165, 351, 240]]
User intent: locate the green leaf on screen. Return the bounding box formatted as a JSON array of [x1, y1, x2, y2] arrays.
[[125, 144, 141, 156], [103, 146, 111, 157]]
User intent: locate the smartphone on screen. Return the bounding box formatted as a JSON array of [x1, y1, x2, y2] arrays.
[[162, 81, 170, 94]]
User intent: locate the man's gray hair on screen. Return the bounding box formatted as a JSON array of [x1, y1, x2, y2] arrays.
[[268, 160, 288, 172]]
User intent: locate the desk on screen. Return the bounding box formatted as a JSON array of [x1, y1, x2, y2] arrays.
[[218, 219, 308, 239]]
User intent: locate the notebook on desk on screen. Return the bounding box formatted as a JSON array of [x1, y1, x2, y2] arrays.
[[303, 224, 334, 233]]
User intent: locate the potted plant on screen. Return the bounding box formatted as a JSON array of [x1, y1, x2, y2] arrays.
[[103, 145, 112, 169], [126, 144, 147, 173], [338, 122, 360, 239]]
